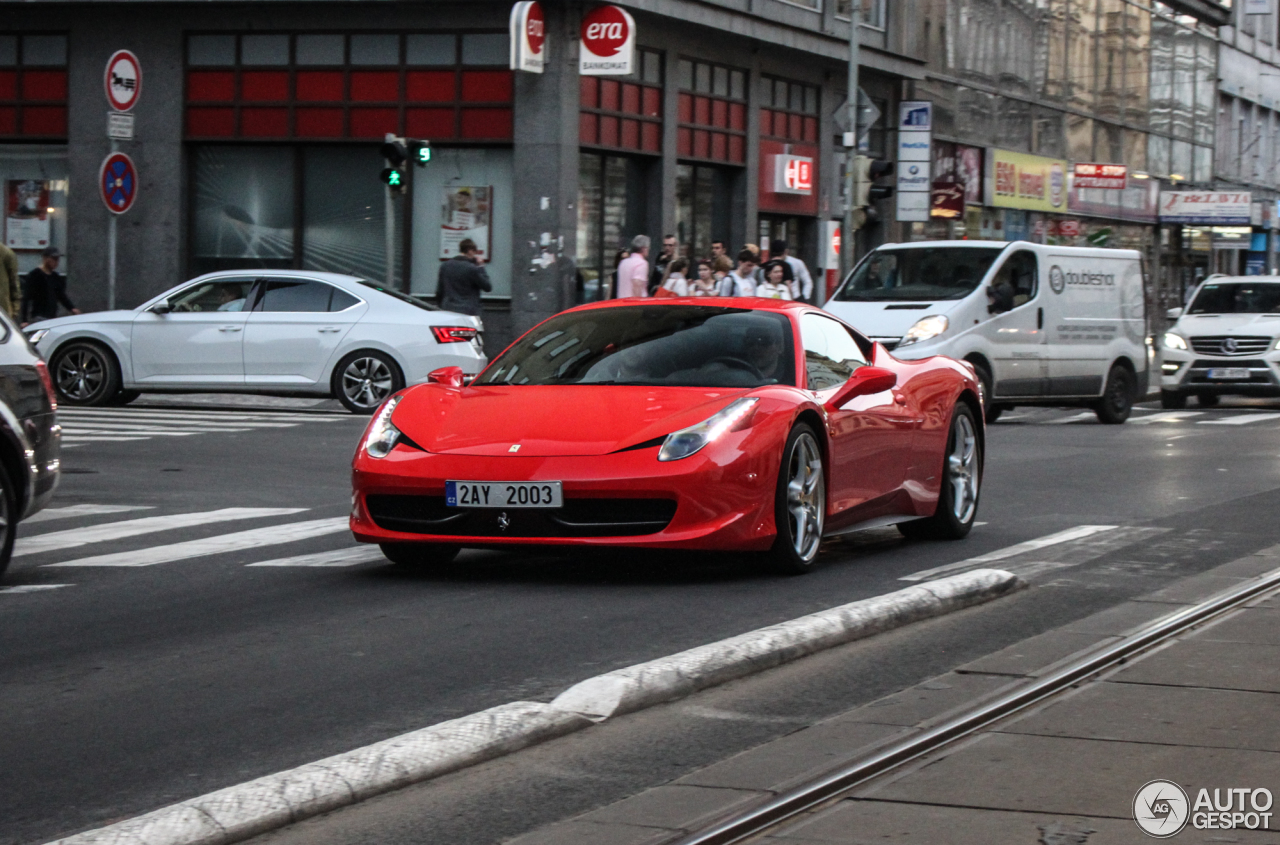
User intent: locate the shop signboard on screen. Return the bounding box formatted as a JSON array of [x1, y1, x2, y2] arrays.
[[985, 149, 1067, 213], [1072, 163, 1127, 189], [930, 181, 964, 219], [440, 186, 492, 260], [4, 180, 52, 250], [1158, 191, 1252, 225], [579, 5, 635, 76], [509, 1, 546, 74], [1068, 173, 1158, 222], [895, 101, 931, 223], [772, 154, 814, 195]]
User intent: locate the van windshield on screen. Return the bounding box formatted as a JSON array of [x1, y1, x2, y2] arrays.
[[1187, 282, 1280, 314], [834, 247, 1004, 302]]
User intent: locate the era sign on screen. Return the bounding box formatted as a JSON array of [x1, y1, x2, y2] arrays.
[[773, 155, 814, 195], [509, 1, 546, 74], [580, 5, 636, 76]]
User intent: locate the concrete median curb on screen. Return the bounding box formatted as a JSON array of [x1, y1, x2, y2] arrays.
[[46, 568, 1023, 845]]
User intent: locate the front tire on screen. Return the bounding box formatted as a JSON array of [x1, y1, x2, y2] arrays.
[[333, 351, 404, 414], [768, 424, 826, 574], [0, 463, 17, 579], [899, 404, 981, 541], [1094, 365, 1134, 424], [380, 543, 461, 569], [50, 342, 122, 407]]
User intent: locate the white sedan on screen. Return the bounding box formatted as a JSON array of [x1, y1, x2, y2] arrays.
[[24, 271, 486, 413]]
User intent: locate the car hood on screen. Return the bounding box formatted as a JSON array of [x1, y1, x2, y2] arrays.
[[25, 310, 138, 331], [1176, 313, 1280, 336], [822, 299, 961, 338], [392, 384, 752, 457]]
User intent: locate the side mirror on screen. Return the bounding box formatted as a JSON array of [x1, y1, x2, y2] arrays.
[[1166, 307, 1183, 321], [427, 366, 465, 388], [151, 302, 171, 315], [824, 366, 898, 411]]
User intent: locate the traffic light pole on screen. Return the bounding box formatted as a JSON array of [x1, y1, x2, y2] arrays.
[[841, 2, 860, 283], [385, 186, 395, 288]]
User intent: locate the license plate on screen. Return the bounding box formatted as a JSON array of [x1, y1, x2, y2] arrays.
[[446, 480, 563, 508], [1207, 368, 1251, 380]]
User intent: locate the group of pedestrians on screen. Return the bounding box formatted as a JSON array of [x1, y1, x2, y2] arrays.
[[615, 235, 814, 303], [0, 244, 80, 326]]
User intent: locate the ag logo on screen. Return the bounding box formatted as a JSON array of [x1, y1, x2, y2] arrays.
[[1049, 265, 1066, 295], [1134, 780, 1190, 838]]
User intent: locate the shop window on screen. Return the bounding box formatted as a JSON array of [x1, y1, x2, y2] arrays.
[[576, 152, 651, 301], [580, 47, 662, 155], [676, 164, 733, 260], [184, 32, 513, 141], [676, 59, 746, 165], [760, 75, 818, 144], [192, 146, 296, 275], [0, 34, 68, 140], [0, 144, 69, 273]]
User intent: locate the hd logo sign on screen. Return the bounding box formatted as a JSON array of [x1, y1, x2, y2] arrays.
[[1133, 781, 1273, 838]]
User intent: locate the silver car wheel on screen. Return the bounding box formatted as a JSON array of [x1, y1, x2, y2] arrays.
[[947, 412, 980, 523], [341, 357, 394, 410], [786, 432, 825, 561], [57, 348, 106, 402]]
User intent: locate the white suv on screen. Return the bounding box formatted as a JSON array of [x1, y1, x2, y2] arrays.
[[1160, 275, 1280, 408]]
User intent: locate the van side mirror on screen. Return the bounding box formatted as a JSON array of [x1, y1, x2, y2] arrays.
[[150, 303, 171, 315], [427, 366, 465, 388], [1166, 307, 1183, 321], [824, 366, 898, 411]]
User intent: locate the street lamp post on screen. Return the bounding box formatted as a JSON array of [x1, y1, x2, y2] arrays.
[[841, 2, 861, 283]]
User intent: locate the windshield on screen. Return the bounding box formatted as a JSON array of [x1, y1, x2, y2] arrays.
[[834, 247, 1004, 302], [1187, 282, 1280, 315], [478, 305, 796, 388], [358, 280, 439, 312]]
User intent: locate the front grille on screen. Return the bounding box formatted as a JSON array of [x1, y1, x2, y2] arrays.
[[1188, 335, 1273, 356], [365, 494, 677, 538]]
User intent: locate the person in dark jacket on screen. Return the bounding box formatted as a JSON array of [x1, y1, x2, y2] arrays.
[[436, 239, 492, 317], [21, 246, 80, 326]]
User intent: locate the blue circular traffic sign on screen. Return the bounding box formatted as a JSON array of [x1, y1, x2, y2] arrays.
[[99, 152, 137, 214]]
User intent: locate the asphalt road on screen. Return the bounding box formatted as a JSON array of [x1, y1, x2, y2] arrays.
[[4, 397, 1280, 845]]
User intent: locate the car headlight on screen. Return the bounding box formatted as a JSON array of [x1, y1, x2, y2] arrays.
[[26, 329, 49, 345], [658, 398, 759, 462], [897, 315, 949, 347], [1163, 332, 1188, 351], [363, 395, 403, 458]]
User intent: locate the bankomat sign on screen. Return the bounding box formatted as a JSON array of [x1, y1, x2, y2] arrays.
[[772, 154, 814, 195], [580, 5, 636, 75]]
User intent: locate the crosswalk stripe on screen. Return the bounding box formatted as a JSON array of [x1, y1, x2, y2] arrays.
[[60, 417, 301, 429], [899, 525, 1118, 582], [1196, 412, 1280, 426], [247, 546, 385, 568], [1127, 411, 1203, 424], [63, 430, 203, 438], [61, 436, 148, 442], [15, 507, 307, 557], [0, 584, 74, 594], [61, 427, 253, 435], [58, 410, 342, 422], [1044, 411, 1098, 424], [23, 504, 153, 525], [45, 517, 350, 567]]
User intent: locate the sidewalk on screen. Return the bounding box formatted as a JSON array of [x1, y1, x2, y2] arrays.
[[507, 547, 1280, 844]]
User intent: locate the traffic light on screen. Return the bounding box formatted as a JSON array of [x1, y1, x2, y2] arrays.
[[380, 134, 408, 194], [868, 159, 894, 201], [411, 140, 431, 167]]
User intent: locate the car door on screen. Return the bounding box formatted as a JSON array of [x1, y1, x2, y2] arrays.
[[243, 278, 367, 385], [130, 277, 255, 384], [980, 249, 1047, 398], [801, 313, 915, 514]]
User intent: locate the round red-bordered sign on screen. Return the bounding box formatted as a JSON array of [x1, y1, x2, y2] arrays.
[[105, 50, 142, 112], [99, 152, 138, 214]]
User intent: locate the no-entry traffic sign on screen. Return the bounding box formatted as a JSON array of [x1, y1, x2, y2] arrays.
[[105, 50, 141, 112], [99, 152, 138, 214]]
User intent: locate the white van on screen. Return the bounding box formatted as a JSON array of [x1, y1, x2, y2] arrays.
[[823, 241, 1148, 423]]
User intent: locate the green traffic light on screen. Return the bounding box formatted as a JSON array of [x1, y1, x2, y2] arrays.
[[388, 170, 403, 186], [416, 146, 431, 164]]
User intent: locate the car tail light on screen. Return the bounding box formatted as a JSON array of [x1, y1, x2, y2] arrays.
[[432, 326, 479, 344], [34, 360, 57, 411]]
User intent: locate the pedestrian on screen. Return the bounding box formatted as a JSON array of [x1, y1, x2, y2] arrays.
[[771, 239, 814, 302], [712, 255, 733, 284], [717, 249, 758, 297], [743, 243, 766, 284], [607, 248, 630, 299], [21, 247, 78, 326], [436, 238, 492, 316], [616, 235, 651, 298], [0, 240, 18, 321], [709, 240, 727, 264], [656, 258, 690, 297], [757, 260, 794, 300], [690, 260, 719, 296], [648, 234, 678, 295]]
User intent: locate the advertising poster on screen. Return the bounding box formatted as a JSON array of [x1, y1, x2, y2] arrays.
[[985, 149, 1068, 213], [4, 180, 52, 250], [440, 186, 492, 260]]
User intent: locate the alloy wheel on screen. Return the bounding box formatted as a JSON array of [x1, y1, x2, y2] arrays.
[[56, 348, 106, 402], [948, 413, 980, 523], [786, 433, 825, 561], [341, 357, 394, 410]]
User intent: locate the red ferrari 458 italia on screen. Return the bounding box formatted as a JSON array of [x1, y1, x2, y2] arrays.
[[350, 299, 983, 573]]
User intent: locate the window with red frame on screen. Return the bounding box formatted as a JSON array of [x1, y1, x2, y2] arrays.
[[579, 48, 663, 155], [185, 32, 513, 142], [759, 76, 819, 145], [0, 34, 68, 140], [676, 59, 747, 165]]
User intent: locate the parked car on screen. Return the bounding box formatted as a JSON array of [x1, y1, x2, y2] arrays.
[[350, 299, 982, 574], [23, 271, 486, 413], [823, 241, 1148, 424], [1160, 275, 1280, 408], [0, 311, 60, 577]]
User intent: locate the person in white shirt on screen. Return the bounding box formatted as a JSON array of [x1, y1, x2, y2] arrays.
[[771, 239, 814, 302], [658, 258, 690, 296], [690, 260, 719, 296], [757, 260, 794, 300], [717, 250, 758, 297], [616, 235, 652, 298]]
